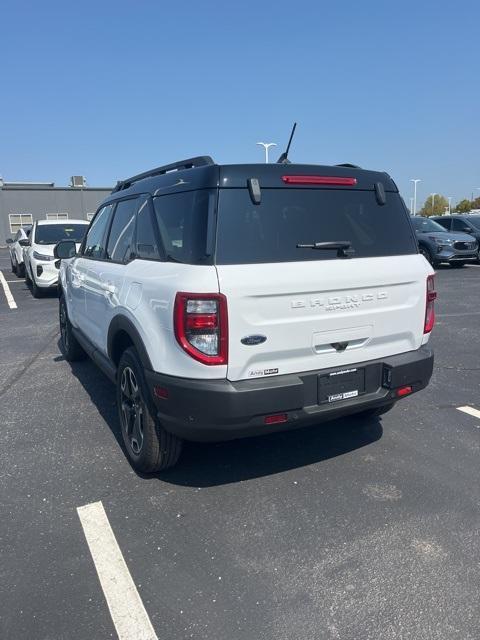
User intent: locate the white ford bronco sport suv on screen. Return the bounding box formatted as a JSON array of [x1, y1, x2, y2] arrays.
[[55, 156, 435, 472]]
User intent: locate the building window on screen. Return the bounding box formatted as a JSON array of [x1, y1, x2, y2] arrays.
[[46, 213, 69, 220], [9, 213, 33, 234], [86, 212, 95, 221]]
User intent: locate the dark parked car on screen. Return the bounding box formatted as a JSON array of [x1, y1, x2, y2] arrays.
[[432, 215, 480, 262], [411, 216, 478, 267]]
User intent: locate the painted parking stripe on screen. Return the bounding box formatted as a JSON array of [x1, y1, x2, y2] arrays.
[[456, 406, 480, 420], [0, 271, 18, 309], [77, 501, 157, 640]]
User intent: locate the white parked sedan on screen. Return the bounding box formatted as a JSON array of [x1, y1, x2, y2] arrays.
[[24, 219, 89, 297], [6, 225, 32, 277]]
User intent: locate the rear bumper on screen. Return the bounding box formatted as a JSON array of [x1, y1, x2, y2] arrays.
[[145, 346, 434, 442]]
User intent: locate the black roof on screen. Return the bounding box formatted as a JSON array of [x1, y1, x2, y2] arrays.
[[103, 156, 397, 205]]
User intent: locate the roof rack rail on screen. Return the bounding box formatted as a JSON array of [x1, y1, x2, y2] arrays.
[[112, 156, 215, 193], [336, 163, 362, 169]]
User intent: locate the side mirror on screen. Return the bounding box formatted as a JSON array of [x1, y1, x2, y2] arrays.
[[54, 240, 77, 259], [462, 227, 471, 234], [18, 238, 30, 246], [6, 238, 13, 244]]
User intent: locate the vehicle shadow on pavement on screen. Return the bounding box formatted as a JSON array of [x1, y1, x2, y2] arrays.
[[164, 419, 383, 487]]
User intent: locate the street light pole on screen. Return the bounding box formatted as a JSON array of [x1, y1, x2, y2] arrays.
[[410, 179, 421, 216], [448, 197, 452, 214], [430, 193, 437, 216], [409, 197, 414, 215], [256, 142, 277, 164]]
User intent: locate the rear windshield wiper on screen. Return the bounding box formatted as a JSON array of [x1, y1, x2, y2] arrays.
[[296, 241, 355, 258]]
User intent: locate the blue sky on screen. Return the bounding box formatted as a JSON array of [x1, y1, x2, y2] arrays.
[[1, 0, 479, 209]]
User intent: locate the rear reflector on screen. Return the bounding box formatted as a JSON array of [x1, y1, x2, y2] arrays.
[[282, 175, 357, 186], [396, 386, 413, 397], [264, 413, 288, 425], [153, 386, 169, 400]]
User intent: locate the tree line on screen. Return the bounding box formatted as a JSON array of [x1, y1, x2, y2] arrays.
[[415, 195, 480, 217]]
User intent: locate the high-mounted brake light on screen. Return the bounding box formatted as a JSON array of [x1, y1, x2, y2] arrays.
[[282, 175, 357, 186], [174, 293, 228, 365], [424, 274, 437, 334]]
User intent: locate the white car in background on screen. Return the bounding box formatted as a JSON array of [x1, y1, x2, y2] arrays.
[[6, 225, 32, 277], [24, 219, 89, 297]]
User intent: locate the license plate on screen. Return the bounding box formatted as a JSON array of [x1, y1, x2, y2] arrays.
[[318, 368, 365, 404]]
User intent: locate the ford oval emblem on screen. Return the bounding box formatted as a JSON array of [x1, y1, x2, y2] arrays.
[[241, 335, 267, 346]]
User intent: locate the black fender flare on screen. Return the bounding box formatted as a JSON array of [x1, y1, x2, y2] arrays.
[[107, 315, 153, 371]]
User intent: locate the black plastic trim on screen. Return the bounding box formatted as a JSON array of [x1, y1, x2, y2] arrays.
[[145, 346, 434, 442]]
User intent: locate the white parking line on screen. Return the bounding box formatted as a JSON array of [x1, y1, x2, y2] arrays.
[[0, 271, 18, 309], [456, 405, 480, 420], [77, 501, 157, 640]]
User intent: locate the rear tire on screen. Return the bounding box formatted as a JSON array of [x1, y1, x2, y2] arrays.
[[357, 403, 395, 420], [11, 256, 17, 274], [117, 347, 183, 473], [17, 262, 25, 278], [59, 295, 86, 361]]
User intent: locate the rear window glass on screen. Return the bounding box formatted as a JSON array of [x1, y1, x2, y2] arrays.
[[215, 188, 417, 264], [35, 224, 88, 245]]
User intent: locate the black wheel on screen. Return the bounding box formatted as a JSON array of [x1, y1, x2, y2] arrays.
[[11, 256, 17, 274], [59, 295, 86, 361], [357, 403, 395, 420], [419, 246, 435, 266], [117, 347, 183, 473], [17, 262, 25, 278], [450, 261, 465, 268], [31, 275, 43, 298]]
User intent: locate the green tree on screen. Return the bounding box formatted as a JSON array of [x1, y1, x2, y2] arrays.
[[471, 196, 480, 210], [419, 194, 449, 217], [454, 199, 472, 213]]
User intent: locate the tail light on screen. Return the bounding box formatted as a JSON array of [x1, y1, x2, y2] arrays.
[[174, 293, 228, 365], [424, 275, 437, 333]]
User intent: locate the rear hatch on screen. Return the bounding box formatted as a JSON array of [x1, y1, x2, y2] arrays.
[[214, 168, 431, 382]]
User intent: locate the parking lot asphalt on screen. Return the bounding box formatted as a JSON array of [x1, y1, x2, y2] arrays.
[[0, 248, 479, 640]]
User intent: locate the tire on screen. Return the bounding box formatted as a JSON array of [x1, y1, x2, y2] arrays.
[[117, 347, 183, 473], [31, 275, 43, 298], [419, 246, 435, 267], [59, 295, 86, 361], [357, 403, 395, 419], [11, 256, 17, 274], [17, 262, 25, 278], [450, 261, 465, 268]]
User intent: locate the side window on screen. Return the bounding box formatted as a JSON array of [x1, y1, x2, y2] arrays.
[[135, 197, 162, 260], [83, 204, 113, 259], [106, 198, 137, 262], [452, 218, 469, 232], [152, 190, 213, 264], [435, 217, 451, 230]]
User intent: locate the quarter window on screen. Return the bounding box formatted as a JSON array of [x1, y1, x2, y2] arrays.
[[135, 197, 162, 260], [9, 213, 33, 234], [83, 205, 114, 259], [106, 199, 137, 262]]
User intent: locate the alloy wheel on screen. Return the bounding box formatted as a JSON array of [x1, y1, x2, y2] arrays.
[[120, 366, 145, 455]]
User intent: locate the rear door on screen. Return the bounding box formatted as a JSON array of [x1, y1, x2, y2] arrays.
[[214, 184, 431, 382]]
